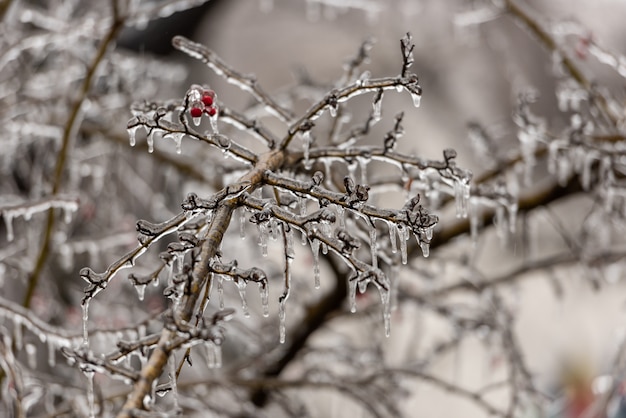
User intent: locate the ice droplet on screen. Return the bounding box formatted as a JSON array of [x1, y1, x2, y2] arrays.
[[358, 279, 368, 294], [26, 343, 37, 369], [420, 240, 430, 258], [311, 238, 321, 289], [411, 92, 421, 108], [192, 115, 201, 126], [135, 284, 146, 301]]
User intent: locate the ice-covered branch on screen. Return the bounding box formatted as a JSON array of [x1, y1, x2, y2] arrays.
[[1, 195, 79, 242], [172, 35, 294, 122], [280, 73, 422, 149]]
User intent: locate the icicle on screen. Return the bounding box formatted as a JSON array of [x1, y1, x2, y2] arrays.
[[63, 207, 73, 224], [508, 202, 518, 234], [581, 152, 595, 191], [337, 205, 346, 229], [259, 282, 269, 317], [81, 301, 90, 347], [236, 279, 249, 317], [13, 318, 22, 350], [398, 224, 409, 264], [3, 211, 14, 242], [48, 340, 56, 367], [217, 275, 224, 310], [205, 341, 221, 368], [357, 155, 370, 185], [174, 133, 182, 154], [239, 207, 247, 239], [347, 158, 358, 180], [358, 279, 368, 294], [349, 279, 357, 313], [494, 206, 507, 243], [557, 153, 571, 186], [302, 130, 312, 170], [372, 95, 383, 121], [379, 287, 391, 337], [410, 91, 422, 108], [169, 354, 179, 411], [389, 223, 397, 254], [454, 178, 470, 218], [134, 284, 146, 301], [285, 225, 295, 259], [209, 108, 219, 134], [420, 240, 430, 258], [127, 125, 139, 147], [370, 226, 378, 269], [278, 296, 288, 344], [469, 197, 480, 246], [147, 133, 154, 153], [299, 195, 308, 245], [258, 222, 268, 257], [269, 218, 279, 241], [26, 343, 37, 369], [311, 238, 321, 289], [329, 103, 338, 117], [84, 369, 95, 418], [165, 132, 184, 154]]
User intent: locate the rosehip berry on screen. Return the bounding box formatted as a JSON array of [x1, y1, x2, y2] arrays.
[[205, 107, 217, 117], [190, 107, 203, 118], [201, 94, 214, 107]]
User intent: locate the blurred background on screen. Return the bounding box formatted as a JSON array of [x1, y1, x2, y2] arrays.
[[3, 0, 626, 417]]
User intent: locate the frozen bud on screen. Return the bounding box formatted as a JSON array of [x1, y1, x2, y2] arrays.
[[181, 193, 199, 210], [344, 177, 355, 194], [443, 148, 457, 162], [312, 171, 324, 186]]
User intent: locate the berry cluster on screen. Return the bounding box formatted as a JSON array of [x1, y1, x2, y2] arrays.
[[186, 85, 218, 126]]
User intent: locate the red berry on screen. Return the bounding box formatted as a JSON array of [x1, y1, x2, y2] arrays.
[[190, 107, 203, 118], [205, 107, 217, 117], [201, 95, 213, 106]]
